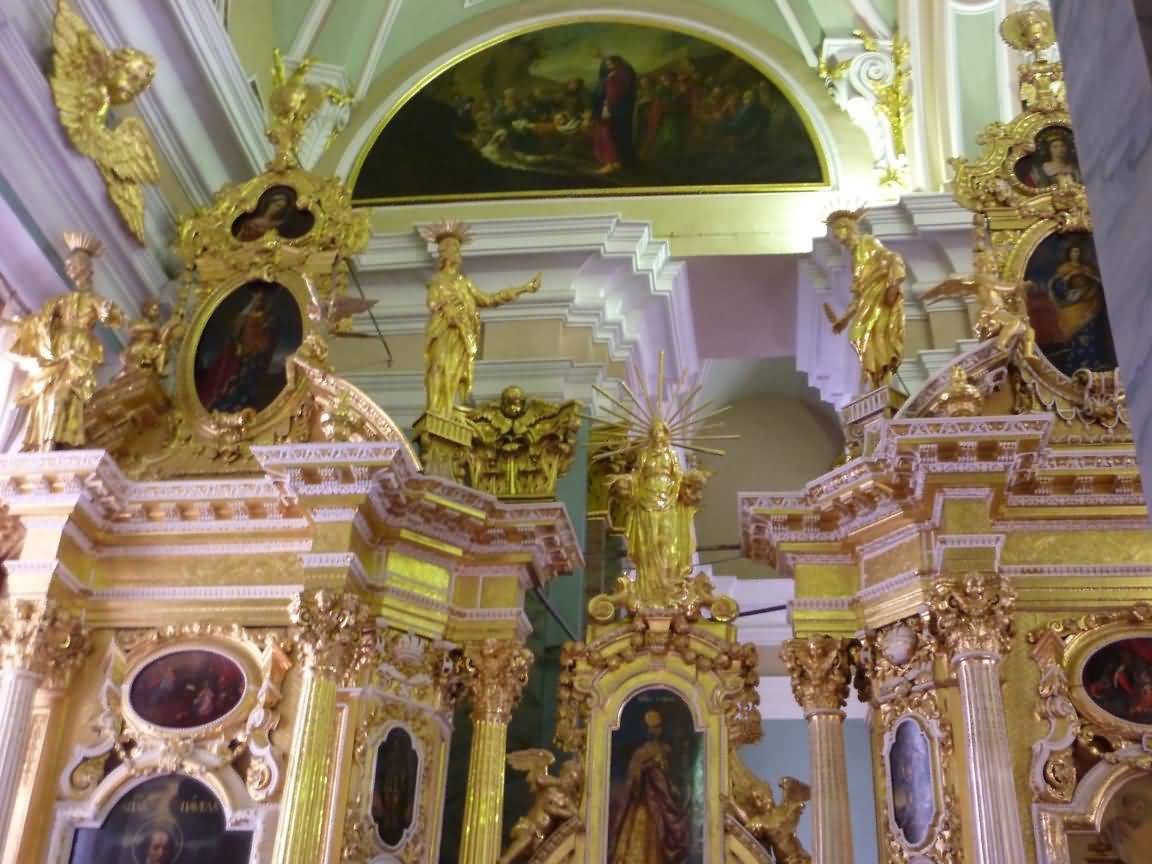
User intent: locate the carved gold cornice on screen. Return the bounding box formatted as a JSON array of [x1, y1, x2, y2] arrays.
[[781, 635, 852, 713], [461, 638, 532, 723], [289, 589, 375, 680], [0, 599, 89, 684], [929, 572, 1016, 659]]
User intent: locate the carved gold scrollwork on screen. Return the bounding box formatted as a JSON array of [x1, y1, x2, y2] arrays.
[[289, 589, 375, 683], [781, 635, 852, 712], [929, 572, 1016, 659], [0, 598, 90, 684], [462, 638, 533, 723]]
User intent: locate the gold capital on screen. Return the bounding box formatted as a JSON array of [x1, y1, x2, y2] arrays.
[[462, 638, 532, 723], [289, 590, 375, 679], [781, 635, 852, 713], [0, 599, 90, 684], [930, 571, 1016, 658]]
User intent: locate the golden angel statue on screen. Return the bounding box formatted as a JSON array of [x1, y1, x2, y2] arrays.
[[729, 752, 812, 864], [118, 301, 184, 376], [3, 234, 122, 451], [49, 0, 159, 243], [267, 49, 352, 170], [418, 221, 540, 418], [468, 386, 581, 497], [823, 208, 906, 391], [922, 226, 1037, 358], [500, 750, 583, 864]]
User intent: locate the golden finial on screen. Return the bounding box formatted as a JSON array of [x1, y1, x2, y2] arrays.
[[1000, 4, 1056, 53], [932, 366, 985, 418], [418, 219, 473, 247]]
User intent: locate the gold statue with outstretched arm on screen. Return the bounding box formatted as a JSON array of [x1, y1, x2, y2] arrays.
[[822, 208, 907, 391], [418, 221, 540, 418]]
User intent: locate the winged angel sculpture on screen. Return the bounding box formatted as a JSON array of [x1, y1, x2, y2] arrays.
[[500, 749, 583, 864], [49, 0, 159, 243]]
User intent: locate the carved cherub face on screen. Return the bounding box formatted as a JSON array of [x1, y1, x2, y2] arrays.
[[141, 300, 161, 321], [108, 49, 156, 104], [501, 386, 526, 418]]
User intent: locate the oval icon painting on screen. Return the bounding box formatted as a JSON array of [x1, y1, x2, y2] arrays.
[[193, 281, 303, 415], [129, 650, 246, 729], [888, 717, 936, 848], [1081, 637, 1152, 726], [372, 727, 420, 846]]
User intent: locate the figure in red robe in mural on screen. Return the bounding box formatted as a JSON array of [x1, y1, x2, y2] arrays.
[[197, 285, 280, 413], [592, 53, 637, 174]]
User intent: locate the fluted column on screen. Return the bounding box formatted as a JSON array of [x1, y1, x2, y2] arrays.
[[0, 600, 87, 858], [782, 635, 854, 864], [930, 572, 1026, 864], [458, 638, 532, 864], [272, 591, 373, 864]]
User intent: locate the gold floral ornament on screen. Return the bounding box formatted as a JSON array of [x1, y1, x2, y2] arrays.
[[823, 208, 906, 392], [781, 635, 853, 712], [3, 233, 122, 451], [500, 749, 583, 863], [267, 49, 352, 171], [586, 353, 739, 622], [49, 0, 159, 243]]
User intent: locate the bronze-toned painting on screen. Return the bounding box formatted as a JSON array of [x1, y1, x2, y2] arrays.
[[128, 650, 245, 729], [352, 22, 824, 203], [194, 281, 303, 415], [1069, 774, 1152, 864], [230, 185, 314, 241], [372, 727, 420, 846], [887, 717, 935, 848], [1081, 637, 1152, 726], [607, 688, 703, 863], [68, 774, 253, 863], [1014, 126, 1081, 188], [1023, 231, 1117, 376]]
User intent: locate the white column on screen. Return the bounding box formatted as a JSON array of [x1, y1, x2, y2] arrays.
[[0, 669, 40, 855]]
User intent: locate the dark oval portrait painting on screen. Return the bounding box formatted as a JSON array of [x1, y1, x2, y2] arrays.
[[128, 650, 246, 729], [194, 281, 303, 415], [68, 774, 253, 864], [372, 727, 420, 847], [888, 717, 935, 848], [352, 22, 824, 203], [1081, 637, 1152, 726], [1023, 230, 1117, 377]]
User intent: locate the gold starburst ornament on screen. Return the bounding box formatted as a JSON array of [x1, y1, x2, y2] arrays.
[[49, 0, 159, 243]]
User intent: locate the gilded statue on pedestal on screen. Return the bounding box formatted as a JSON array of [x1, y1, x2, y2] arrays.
[[4, 234, 122, 451], [49, 0, 159, 243], [500, 750, 583, 864], [468, 386, 581, 498], [267, 49, 352, 171], [823, 208, 906, 391], [417, 221, 540, 419]]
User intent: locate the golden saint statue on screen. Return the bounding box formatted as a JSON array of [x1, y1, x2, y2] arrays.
[[417, 221, 540, 418], [5, 234, 122, 451], [823, 208, 906, 391]]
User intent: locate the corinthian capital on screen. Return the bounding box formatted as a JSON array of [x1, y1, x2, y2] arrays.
[[462, 638, 532, 723], [782, 635, 852, 713], [289, 590, 375, 679], [0, 599, 90, 683], [930, 571, 1016, 659]]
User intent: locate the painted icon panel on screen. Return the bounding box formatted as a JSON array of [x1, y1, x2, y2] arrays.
[[1013, 126, 1081, 188], [1022, 230, 1117, 376], [1068, 773, 1152, 864], [230, 185, 315, 242], [193, 281, 303, 415], [1081, 637, 1152, 727], [607, 688, 703, 863], [68, 775, 252, 863], [888, 716, 936, 849], [353, 21, 824, 203], [128, 650, 245, 729], [372, 726, 420, 847]]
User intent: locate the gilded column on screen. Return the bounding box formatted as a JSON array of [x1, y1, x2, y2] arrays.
[[931, 572, 1026, 864], [782, 635, 854, 864], [272, 591, 373, 864], [458, 638, 532, 864], [0, 600, 88, 858]]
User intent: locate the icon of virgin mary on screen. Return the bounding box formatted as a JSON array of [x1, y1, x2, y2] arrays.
[[196, 283, 286, 414]]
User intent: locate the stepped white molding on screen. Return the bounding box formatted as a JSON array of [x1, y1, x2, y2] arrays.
[[355, 0, 404, 101], [288, 0, 333, 60], [283, 60, 352, 170]]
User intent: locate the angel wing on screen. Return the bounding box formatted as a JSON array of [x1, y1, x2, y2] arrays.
[[506, 748, 555, 789], [50, 0, 159, 243], [329, 296, 378, 320], [921, 277, 977, 304]]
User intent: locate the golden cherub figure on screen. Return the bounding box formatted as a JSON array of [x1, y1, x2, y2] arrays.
[[49, 0, 159, 243], [267, 49, 353, 171], [922, 225, 1037, 358], [418, 220, 540, 418], [823, 208, 907, 391], [119, 300, 184, 376], [499, 750, 583, 864], [4, 234, 122, 451]]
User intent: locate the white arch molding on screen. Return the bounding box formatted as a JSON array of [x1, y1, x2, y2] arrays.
[[333, 7, 851, 190]]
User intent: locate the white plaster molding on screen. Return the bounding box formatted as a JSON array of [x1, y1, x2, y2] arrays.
[[355, 0, 404, 101], [288, 0, 333, 59], [90, 584, 304, 601], [282, 59, 352, 170], [774, 0, 819, 67]]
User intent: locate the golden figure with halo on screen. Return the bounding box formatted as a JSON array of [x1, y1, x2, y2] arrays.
[[823, 208, 906, 391], [49, 0, 159, 243], [418, 220, 541, 418]]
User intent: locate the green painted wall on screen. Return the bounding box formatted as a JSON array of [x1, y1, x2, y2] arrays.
[[955, 9, 1002, 160]]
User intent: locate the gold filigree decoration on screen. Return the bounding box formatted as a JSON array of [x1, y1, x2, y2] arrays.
[[781, 635, 852, 712], [499, 750, 583, 864], [0, 598, 90, 683], [290, 590, 376, 683], [857, 615, 936, 705], [49, 0, 158, 242], [268, 49, 352, 172], [929, 572, 1016, 658], [462, 638, 533, 723]]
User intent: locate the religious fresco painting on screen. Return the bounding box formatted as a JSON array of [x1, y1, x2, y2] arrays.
[[1081, 637, 1152, 726], [1022, 230, 1117, 377], [128, 650, 246, 729], [68, 775, 253, 864], [607, 688, 703, 864], [230, 184, 315, 241], [194, 281, 303, 415], [1014, 126, 1081, 188], [372, 727, 420, 846], [352, 22, 824, 203], [887, 717, 936, 848]]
